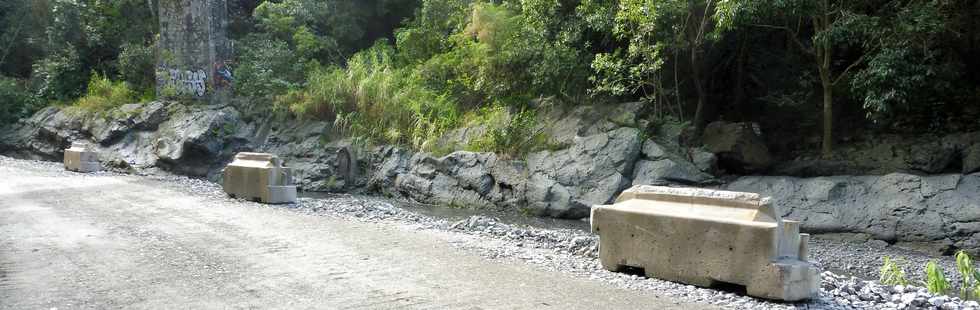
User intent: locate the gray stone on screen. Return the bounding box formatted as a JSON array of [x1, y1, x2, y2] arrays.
[[964, 144, 980, 174], [632, 158, 710, 185], [691, 148, 717, 174], [724, 173, 980, 253], [153, 105, 248, 177], [526, 127, 641, 218], [702, 121, 772, 173]]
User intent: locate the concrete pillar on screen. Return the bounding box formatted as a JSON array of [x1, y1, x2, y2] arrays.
[[156, 0, 233, 104]]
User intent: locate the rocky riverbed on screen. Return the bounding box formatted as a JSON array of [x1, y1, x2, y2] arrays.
[[4, 155, 975, 309]]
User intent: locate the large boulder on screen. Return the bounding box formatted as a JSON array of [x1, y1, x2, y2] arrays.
[[526, 127, 642, 218], [631, 139, 712, 185], [702, 121, 772, 173], [724, 173, 980, 254], [151, 105, 250, 178]]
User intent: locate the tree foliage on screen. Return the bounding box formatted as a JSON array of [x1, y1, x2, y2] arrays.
[[2, 0, 980, 157]]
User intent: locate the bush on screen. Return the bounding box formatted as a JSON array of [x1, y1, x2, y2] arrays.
[[234, 36, 309, 99], [278, 41, 460, 151], [30, 48, 87, 102], [464, 105, 546, 158], [0, 76, 39, 125], [117, 42, 157, 97], [73, 73, 135, 113]]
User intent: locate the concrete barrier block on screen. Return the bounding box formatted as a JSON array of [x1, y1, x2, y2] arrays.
[[591, 185, 819, 301], [64, 142, 102, 173], [222, 152, 297, 204]]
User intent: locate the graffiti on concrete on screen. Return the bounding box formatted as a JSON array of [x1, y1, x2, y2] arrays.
[[212, 62, 233, 89], [159, 66, 208, 97]]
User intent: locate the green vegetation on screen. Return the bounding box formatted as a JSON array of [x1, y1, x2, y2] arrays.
[[879, 256, 910, 286], [926, 260, 951, 295], [879, 252, 980, 300], [72, 73, 135, 113], [0, 76, 39, 125], [2, 0, 980, 158], [278, 42, 460, 151]]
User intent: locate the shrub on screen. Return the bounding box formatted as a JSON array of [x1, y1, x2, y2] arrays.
[[880, 256, 910, 286], [30, 48, 87, 102], [73, 73, 135, 113], [117, 42, 157, 97], [465, 105, 546, 158], [278, 41, 460, 151], [0, 76, 39, 125], [234, 36, 308, 99], [926, 260, 951, 295]]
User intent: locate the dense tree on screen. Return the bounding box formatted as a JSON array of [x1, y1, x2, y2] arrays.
[[717, 0, 966, 156], [2, 0, 979, 158]]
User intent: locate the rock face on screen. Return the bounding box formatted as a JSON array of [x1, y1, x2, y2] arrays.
[[525, 127, 642, 217], [0, 102, 251, 179], [774, 132, 980, 177], [702, 121, 772, 173], [631, 140, 713, 185], [963, 144, 980, 174], [725, 173, 980, 254], [374, 127, 643, 218]]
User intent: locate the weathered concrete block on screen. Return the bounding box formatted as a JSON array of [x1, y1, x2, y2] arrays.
[[591, 185, 819, 301], [64, 142, 101, 172], [157, 0, 233, 103], [223, 153, 297, 204]]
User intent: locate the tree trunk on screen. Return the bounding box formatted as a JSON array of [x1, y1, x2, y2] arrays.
[[821, 83, 833, 158], [692, 47, 706, 134], [815, 0, 833, 158]]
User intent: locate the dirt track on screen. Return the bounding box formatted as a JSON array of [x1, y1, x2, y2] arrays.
[[0, 160, 707, 309]]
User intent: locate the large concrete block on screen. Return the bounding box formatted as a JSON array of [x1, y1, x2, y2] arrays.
[[223, 153, 297, 204], [64, 142, 101, 173], [590, 185, 819, 301]]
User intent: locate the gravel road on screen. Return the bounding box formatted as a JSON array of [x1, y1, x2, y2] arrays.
[[1, 156, 974, 310], [0, 157, 707, 309]]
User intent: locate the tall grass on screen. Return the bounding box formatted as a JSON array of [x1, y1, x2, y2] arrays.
[[73, 73, 135, 113], [279, 42, 460, 151]]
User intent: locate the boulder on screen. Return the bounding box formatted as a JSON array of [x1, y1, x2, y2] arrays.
[[702, 121, 772, 173], [153, 105, 249, 178], [526, 127, 642, 218], [632, 139, 712, 185]]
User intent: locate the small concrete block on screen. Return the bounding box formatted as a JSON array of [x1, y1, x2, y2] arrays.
[[223, 152, 297, 204], [64, 142, 102, 173], [590, 185, 820, 301]]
